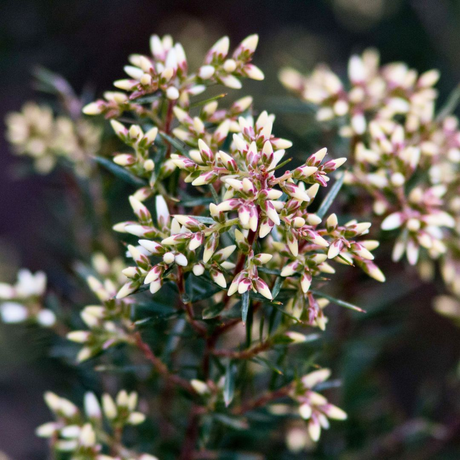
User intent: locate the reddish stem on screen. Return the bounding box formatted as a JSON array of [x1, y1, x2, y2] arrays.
[[134, 331, 197, 394]]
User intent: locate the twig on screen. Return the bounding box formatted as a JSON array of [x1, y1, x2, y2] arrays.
[[134, 331, 197, 395], [232, 385, 291, 415], [212, 340, 272, 360]]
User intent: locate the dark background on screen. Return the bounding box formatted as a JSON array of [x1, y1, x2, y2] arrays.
[[1, 0, 460, 458]]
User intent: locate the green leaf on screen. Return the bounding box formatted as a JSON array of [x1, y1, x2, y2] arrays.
[[136, 301, 176, 314], [180, 197, 214, 207], [251, 356, 284, 375], [162, 317, 186, 360], [268, 307, 279, 335], [436, 84, 460, 122], [257, 267, 282, 276], [131, 94, 161, 104], [33, 66, 74, 96], [209, 184, 220, 203], [268, 157, 292, 172], [224, 361, 237, 407], [316, 172, 345, 219], [241, 292, 250, 324], [134, 311, 180, 327], [212, 413, 248, 430], [265, 96, 317, 114], [191, 92, 227, 108], [202, 302, 227, 319], [193, 215, 216, 225], [93, 156, 146, 187], [189, 283, 223, 303], [94, 364, 151, 373], [271, 304, 299, 321], [310, 289, 366, 313], [259, 315, 265, 343], [271, 277, 284, 300], [158, 132, 189, 155]]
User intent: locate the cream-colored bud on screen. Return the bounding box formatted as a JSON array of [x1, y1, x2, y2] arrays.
[[141, 73, 152, 86], [110, 119, 126, 138], [166, 86, 180, 100], [143, 159, 154, 172], [390, 172, 405, 187], [102, 394, 117, 419], [124, 65, 143, 80], [240, 34, 259, 53], [223, 59, 237, 73], [198, 65, 215, 80], [79, 423, 96, 447], [128, 412, 146, 425], [190, 379, 210, 395], [193, 264, 205, 276], [163, 252, 175, 264], [407, 218, 421, 232], [67, 331, 90, 343], [82, 102, 101, 115]]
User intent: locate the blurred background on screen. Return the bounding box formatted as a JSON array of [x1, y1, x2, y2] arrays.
[[2, 0, 460, 458]]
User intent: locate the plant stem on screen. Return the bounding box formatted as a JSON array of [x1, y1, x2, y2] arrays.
[[232, 385, 291, 415], [180, 405, 203, 460], [134, 331, 197, 395], [212, 340, 272, 359], [177, 267, 207, 336]]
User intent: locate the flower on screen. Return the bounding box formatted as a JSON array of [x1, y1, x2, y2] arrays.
[[0, 269, 55, 327], [37, 391, 153, 459], [290, 369, 347, 442], [6, 102, 101, 175]]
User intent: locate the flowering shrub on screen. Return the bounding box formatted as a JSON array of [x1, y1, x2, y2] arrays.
[[3, 33, 458, 458]]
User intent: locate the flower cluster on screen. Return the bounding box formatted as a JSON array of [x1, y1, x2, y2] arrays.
[[36, 391, 156, 459], [68, 255, 133, 362], [5, 102, 101, 175], [0, 269, 55, 326], [280, 50, 460, 288], [290, 368, 347, 442], [83, 34, 263, 114], [280, 50, 439, 135], [114, 127, 383, 329]]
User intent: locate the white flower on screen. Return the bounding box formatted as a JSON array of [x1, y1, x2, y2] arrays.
[[0, 301, 28, 323]]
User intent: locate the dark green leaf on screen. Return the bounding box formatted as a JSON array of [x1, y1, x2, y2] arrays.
[[193, 215, 215, 225], [202, 302, 227, 319], [212, 413, 248, 430], [224, 361, 237, 407], [241, 292, 250, 324], [310, 289, 366, 313], [257, 267, 282, 276], [271, 277, 284, 300], [159, 132, 188, 155], [271, 304, 299, 321], [316, 172, 345, 219], [134, 311, 179, 327], [265, 96, 317, 114], [268, 157, 292, 172], [191, 92, 227, 108], [436, 84, 460, 122], [251, 356, 284, 375], [162, 318, 186, 360], [190, 285, 223, 303], [180, 197, 214, 207], [132, 95, 161, 104], [209, 184, 220, 203], [259, 315, 265, 343], [93, 156, 146, 187]]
